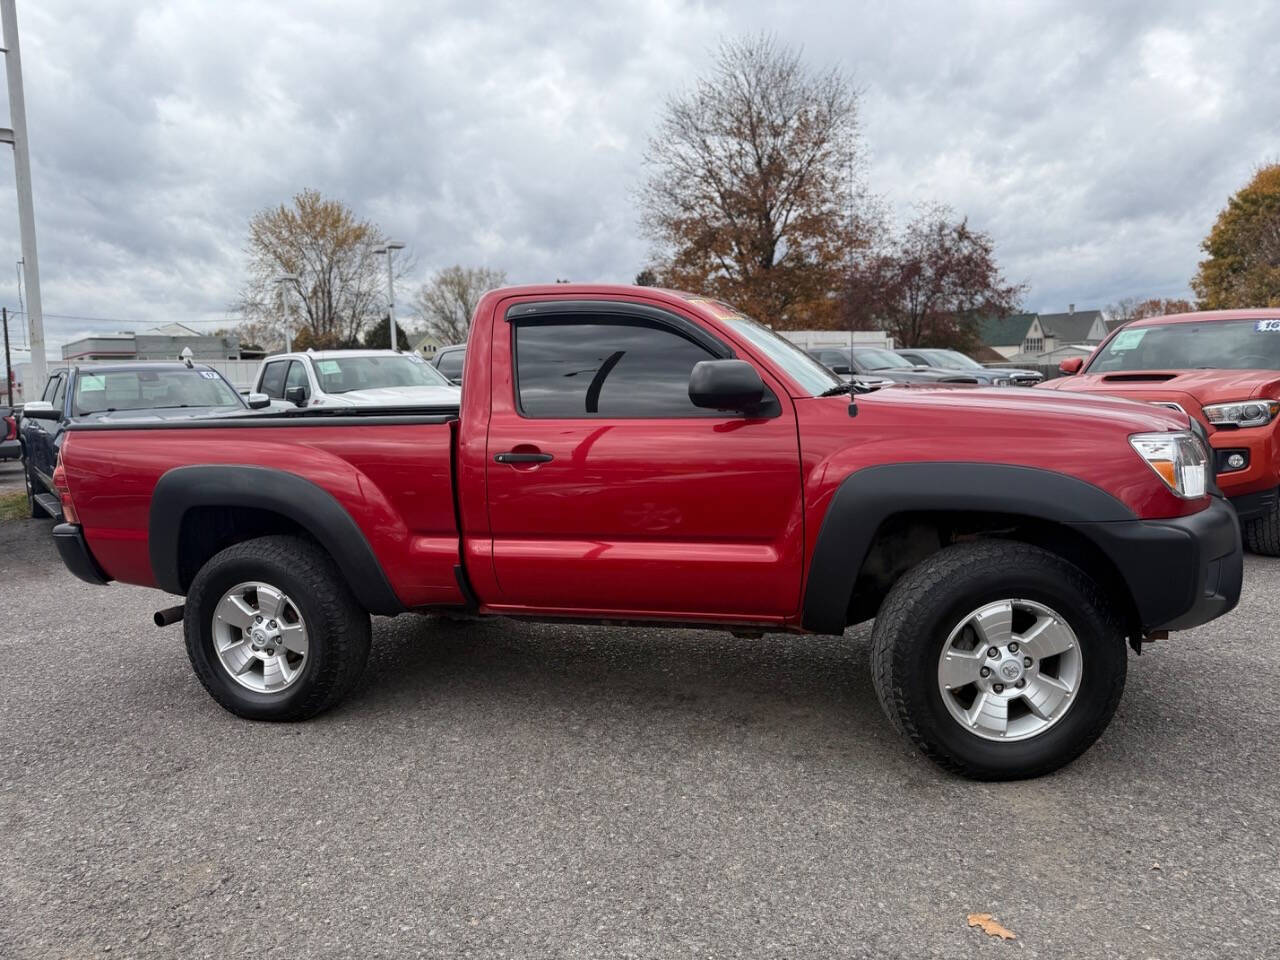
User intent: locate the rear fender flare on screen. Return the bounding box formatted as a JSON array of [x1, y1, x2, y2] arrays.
[[149, 464, 404, 615]]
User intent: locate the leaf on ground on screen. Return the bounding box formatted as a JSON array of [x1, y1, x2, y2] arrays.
[[967, 912, 1016, 940]]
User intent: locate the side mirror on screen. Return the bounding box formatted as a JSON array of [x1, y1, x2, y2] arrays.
[[689, 359, 765, 411], [1058, 357, 1084, 375], [22, 400, 60, 421], [830, 363, 852, 375], [246, 392, 271, 410], [285, 386, 307, 406]]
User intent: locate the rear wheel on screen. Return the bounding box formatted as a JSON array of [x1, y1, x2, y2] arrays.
[[184, 535, 371, 721], [1242, 497, 1280, 556], [871, 540, 1126, 780]]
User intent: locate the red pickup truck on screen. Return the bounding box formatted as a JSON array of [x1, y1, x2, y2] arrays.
[[50, 285, 1242, 780], [1042, 309, 1280, 554]]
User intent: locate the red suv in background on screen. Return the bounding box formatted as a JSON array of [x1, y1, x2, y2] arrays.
[[1042, 308, 1280, 553]]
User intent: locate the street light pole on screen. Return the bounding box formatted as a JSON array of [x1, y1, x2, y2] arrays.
[[275, 275, 300, 352], [373, 242, 405, 351], [1, 0, 47, 389]]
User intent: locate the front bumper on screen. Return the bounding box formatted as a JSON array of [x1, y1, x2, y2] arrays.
[[1073, 496, 1243, 632], [52, 523, 112, 586], [0, 438, 19, 460]]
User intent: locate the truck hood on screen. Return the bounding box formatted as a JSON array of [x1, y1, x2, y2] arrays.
[[862, 382, 1189, 433], [319, 385, 461, 406], [1043, 369, 1280, 406]]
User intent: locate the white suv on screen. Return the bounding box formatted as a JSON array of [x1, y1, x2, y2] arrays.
[[253, 350, 460, 409]]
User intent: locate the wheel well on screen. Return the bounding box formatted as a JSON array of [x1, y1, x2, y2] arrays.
[[846, 510, 1140, 635], [176, 505, 313, 593]]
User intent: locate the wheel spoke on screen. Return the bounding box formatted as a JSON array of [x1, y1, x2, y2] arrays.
[[965, 691, 1008, 735], [1023, 674, 1071, 719], [1019, 615, 1075, 660], [256, 586, 287, 622], [969, 602, 1013, 647], [216, 594, 257, 631], [277, 622, 308, 656], [219, 640, 256, 676], [939, 648, 985, 690]]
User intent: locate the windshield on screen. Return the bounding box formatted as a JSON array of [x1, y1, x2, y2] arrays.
[[1088, 319, 1280, 372], [717, 313, 842, 395], [854, 348, 914, 371], [934, 349, 984, 370], [73, 368, 242, 415], [313, 355, 451, 393]]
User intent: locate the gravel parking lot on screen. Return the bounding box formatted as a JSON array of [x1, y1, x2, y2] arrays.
[[2, 515, 1279, 959]]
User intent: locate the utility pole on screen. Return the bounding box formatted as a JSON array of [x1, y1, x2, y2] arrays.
[[2, 306, 11, 405], [373, 242, 405, 350], [1, 0, 47, 389]]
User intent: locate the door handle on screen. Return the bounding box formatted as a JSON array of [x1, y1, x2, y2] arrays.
[[494, 451, 554, 464]]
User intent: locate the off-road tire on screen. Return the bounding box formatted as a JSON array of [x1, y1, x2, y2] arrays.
[[184, 535, 371, 721], [870, 540, 1127, 781], [1242, 499, 1280, 556]]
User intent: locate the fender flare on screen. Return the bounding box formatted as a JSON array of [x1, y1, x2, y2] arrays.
[[800, 462, 1136, 634], [149, 464, 405, 615]]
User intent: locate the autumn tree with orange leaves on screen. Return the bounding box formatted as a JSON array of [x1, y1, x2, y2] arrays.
[[236, 189, 407, 349], [638, 36, 873, 328]]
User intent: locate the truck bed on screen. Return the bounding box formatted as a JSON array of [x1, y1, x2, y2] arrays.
[[61, 408, 465, 609]]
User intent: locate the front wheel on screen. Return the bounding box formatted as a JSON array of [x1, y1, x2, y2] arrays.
[[184, 535, 371, 721], [1242, 495, 1280, 556], [871, 540, 1127, 780]]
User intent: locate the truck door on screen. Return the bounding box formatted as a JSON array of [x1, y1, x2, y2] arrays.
[[484, 300, 804, 621], [25, 372, 66, 487]]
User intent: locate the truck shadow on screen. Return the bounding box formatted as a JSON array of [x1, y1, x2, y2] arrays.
[[345, 613, 901, 759]]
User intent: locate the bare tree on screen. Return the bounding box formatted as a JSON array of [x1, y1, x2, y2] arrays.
[[842, 203, 1024, 348], [1104, 296, 1194, 325], [638, 35, 871, 327], [236, 189, 407, 349], [412, 265, 507, 345]]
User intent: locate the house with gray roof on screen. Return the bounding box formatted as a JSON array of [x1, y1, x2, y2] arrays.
[[977, 306, 1107, 360]]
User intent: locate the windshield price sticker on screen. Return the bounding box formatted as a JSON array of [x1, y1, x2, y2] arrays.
[[1111, 329, 1147, 350], [1257, 319, 1280, 332], [317, 360, 341, 374], [79, 374, 105, 390], [198, 371, 220, 379]]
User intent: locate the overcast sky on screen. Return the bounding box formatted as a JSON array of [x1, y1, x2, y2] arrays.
[[1, 0, 1277, 361]]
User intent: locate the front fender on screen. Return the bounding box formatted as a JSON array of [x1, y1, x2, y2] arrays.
[[801, 462, 1136, 634]]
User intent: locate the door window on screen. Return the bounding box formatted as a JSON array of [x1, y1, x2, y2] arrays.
[[42, 373, 62, 403], [435, 350, 465, 381], [51, 374, 67, 413], [260, 361, 287, 399], [513, 319, 722, 418]]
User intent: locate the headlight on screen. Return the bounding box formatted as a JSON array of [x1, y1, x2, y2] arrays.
[[1129, 432, 1208, 498], [1202, 399, 1280, 428], [992, 377, 1012, 387]]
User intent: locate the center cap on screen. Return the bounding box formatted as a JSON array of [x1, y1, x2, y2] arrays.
[[998, 658, 1024, 683], [251, 628, 267, 644]]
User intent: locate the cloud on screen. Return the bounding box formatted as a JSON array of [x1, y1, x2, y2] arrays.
[[0, 0, 1276, 362]]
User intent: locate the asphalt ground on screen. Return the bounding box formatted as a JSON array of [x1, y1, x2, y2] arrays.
[[2, 515, 1278, 959]]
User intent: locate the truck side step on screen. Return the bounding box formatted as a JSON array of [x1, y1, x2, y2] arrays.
[[35, 493, 64, 520]]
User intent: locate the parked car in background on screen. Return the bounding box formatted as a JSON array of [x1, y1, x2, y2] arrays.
[[254, 349, 460, 407], [430, 344, 466, 384], [20, 362, 267, 519], [1041, 308, 1280, 553], [808, 346, 980, 385], [52, 283, 1241, 780], [1, 406, 18, 460], [896, 348, 1044, 386]]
